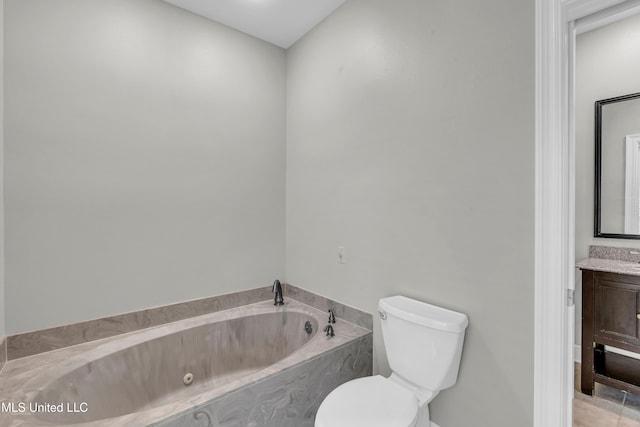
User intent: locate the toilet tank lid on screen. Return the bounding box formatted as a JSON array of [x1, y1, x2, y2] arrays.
[[379, 296, 469, 332]]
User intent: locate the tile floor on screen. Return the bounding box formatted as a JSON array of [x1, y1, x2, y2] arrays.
[[574, 363, 640, 426]]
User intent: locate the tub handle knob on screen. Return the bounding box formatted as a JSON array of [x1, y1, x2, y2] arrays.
[[324, 324, 335, 338], [378, 310, 387, 320]]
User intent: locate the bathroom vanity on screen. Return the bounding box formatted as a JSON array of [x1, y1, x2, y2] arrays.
[[578, 250, 640, 396]]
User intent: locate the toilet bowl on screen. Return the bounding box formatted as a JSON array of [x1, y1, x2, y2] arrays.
[[314, 296, 468, 427], [315, 375, 423, 427]]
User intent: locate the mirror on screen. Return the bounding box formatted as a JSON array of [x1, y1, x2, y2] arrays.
[[595, 92, 640, 238]]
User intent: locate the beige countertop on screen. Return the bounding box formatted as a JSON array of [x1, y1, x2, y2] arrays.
[[576, 257, 640, 276]]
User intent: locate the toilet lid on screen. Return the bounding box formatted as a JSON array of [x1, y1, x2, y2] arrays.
[[315, 375, 419, 427]]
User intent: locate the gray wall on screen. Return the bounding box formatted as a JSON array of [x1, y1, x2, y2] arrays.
[[285, 0, 535, 425], [0, 0, 4, 339], [4, 0, 286, 333], [575, 12, 640, 346], [5, 1, 537, 424]]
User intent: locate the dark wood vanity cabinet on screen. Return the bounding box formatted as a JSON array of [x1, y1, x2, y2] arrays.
[[581, 269, 640, 396]]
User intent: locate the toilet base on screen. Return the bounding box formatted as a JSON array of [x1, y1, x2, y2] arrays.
[[415, 404, 441, 427]]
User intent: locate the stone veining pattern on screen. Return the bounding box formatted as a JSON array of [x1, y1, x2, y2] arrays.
[[7, 284, 366, 361], [7, 287, 274, 360], [0, 338, 6, 374], [0, 299, 372, 426], [153, 335, 373, 427], [285, 284, 373, 331]]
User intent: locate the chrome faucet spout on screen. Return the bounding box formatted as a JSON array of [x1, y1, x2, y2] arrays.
[[272, 280, 284, 306]]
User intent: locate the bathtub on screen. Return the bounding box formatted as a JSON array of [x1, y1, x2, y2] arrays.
[[0, 300, 372, 427]]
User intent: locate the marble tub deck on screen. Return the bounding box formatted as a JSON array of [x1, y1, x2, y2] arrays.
[[0, 299, 372, 427]]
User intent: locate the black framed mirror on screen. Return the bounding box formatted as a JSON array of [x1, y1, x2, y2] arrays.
[[595, 92, 640, 239]]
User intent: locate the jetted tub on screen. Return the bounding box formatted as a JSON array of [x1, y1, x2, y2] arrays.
[[0, 300, 372, 427]]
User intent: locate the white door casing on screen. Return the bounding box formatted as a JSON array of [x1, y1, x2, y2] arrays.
[[535, 0, 634, 426]]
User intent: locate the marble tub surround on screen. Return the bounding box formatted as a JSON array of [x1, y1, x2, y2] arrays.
[[152, 334, 373, 427], [6, 286, 274, 360], [0, 300, 372, 427], [0, 337, 6, 374], [6, 284, 373, 361], [284, 283, 373, 330]]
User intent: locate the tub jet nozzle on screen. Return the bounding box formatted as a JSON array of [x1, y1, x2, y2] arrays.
[[183, 373, 194, 386]]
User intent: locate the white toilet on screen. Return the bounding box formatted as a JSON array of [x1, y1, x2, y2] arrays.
[[314, 295, 468, 427]]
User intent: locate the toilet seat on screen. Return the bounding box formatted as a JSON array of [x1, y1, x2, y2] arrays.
[[315, 375, 419, 427]]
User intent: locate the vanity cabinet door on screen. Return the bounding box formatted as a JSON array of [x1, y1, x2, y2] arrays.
[[594, 277, 640, 347]]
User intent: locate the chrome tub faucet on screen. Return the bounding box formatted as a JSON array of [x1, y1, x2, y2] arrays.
[[325, 309, 336, 338], [272, 280, 284, 306]]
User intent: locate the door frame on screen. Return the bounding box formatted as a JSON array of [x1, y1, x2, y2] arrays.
[[534, 0, 631, 425]]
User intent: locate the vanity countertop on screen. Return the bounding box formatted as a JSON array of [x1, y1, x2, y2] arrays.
[[577, 245, 640, 276], [577, 257, 640, 276]]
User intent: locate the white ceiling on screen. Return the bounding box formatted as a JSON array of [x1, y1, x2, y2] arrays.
[[162, 0, 348, 49]]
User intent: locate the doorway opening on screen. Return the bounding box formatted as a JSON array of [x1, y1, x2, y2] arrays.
[[536, 0, 640, 425]]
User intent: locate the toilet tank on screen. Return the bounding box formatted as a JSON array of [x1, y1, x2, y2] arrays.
[[379, 296, 468, 392]]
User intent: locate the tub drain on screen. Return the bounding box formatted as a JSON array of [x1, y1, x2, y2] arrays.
[[183, 373, 194, 386]]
